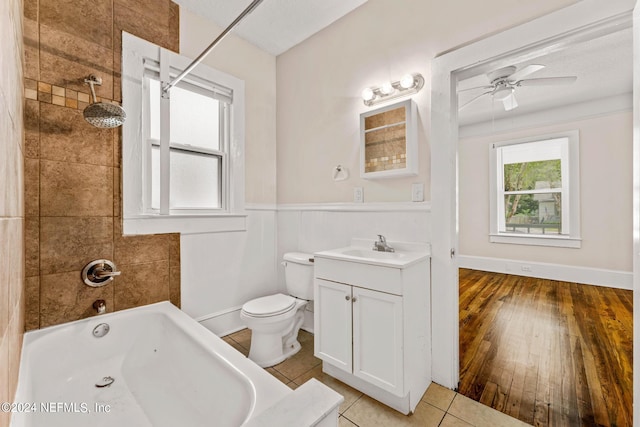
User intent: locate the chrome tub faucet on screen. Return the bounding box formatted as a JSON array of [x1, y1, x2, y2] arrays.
[[373, 235, 395, 252]]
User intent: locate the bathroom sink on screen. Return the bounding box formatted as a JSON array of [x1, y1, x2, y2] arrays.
[[314, 239, 430, 269], [340, 249, 405, 260]]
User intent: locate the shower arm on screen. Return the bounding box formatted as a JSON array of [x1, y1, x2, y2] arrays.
[[84, 75, 101, 103], [161, 0, 265, 98]]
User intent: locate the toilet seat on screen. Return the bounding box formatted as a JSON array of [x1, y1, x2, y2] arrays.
[[241, 293, 296, 318]]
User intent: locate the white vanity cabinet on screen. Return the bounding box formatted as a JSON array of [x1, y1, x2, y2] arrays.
[[313, 243, 431, 415], [315, 279, 404, 395]]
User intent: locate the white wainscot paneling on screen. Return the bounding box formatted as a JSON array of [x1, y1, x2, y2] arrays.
[[283, 208, 431, 255], [181, 204, 431, 336], [181, 209, 279, 335], [277, 204, 431, 333]]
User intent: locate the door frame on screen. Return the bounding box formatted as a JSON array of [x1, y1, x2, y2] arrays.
[[429, 2, 637, 413]]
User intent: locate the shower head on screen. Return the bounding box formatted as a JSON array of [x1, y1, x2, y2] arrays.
[[83, 75, 126, 128], [84, 102, 126, 128]]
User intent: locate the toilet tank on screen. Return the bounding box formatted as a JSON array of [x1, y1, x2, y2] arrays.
[[283, 252, 314, 300]]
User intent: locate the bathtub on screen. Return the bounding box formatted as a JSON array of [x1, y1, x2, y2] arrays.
[[11, 302, 342, 427]]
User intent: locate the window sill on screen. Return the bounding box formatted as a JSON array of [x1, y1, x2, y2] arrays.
[[489, 233, 581, 248], [123, 213, 247, 236]]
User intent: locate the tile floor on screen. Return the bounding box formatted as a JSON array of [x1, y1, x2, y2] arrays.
[[223, 329, 529, 427]]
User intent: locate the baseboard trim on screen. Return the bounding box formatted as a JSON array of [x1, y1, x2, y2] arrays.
[[458, 255, 632, 290], [196, 306, 245, 336]]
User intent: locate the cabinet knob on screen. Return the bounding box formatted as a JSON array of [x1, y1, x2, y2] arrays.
[[345, 295, 351, 301], [352, 297, 357, 303]]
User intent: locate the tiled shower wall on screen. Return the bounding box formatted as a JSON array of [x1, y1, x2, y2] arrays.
[[23, 0, 181, 330], [1, 0, 25, 423]]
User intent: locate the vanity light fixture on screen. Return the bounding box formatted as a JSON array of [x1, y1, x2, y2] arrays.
[[362, 73, 424, 106]]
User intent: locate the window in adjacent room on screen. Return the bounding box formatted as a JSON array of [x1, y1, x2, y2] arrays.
[[489, 131, 581, 248]]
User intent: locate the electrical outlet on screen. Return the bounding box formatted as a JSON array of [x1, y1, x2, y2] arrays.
[[411, 183, 424, 202], [354, 187, 364, 203], [521, 265, 532, 272]]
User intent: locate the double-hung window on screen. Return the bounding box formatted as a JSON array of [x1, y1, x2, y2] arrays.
[[489, 131, 581, 248], [144, 70, 228, 212], [122, 33, 246, 235]]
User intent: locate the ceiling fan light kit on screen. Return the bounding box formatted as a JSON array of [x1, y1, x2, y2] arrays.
[[492, 85, 514, 101], [458, 64, 577, 112]]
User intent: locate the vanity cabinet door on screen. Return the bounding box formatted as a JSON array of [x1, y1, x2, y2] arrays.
[[352, 287, 404, 396], [314, 279, 353, 373]]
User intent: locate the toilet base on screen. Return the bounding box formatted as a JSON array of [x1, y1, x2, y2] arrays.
[[245, 305, 306, 368], [249, 337, 302, 368]]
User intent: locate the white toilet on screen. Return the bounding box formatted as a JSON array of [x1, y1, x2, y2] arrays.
[[240, 252, 314, 368]]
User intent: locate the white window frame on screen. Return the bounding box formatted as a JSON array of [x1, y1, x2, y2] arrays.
[[489, 130, 581, 248], [122, 32, 246, 235]]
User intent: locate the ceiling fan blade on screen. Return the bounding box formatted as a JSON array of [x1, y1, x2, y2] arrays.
[[457, 85, 493, 93], [508, 64, 545, 81], [502, 93, 518, 111], [517, 76, 577, 86], [459, 91, 492, 110]]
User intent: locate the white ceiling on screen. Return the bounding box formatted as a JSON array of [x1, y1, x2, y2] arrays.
[[457, 27, 633, 128], [173, 1, 630, 128], [174, 0, 369, 56]]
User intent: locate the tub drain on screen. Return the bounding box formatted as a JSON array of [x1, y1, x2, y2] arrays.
[[95, 376, 115, 388]]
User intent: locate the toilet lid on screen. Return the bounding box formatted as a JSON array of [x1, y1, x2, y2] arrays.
[[242, 293, 296, 317]]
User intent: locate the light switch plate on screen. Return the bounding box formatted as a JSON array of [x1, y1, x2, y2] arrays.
[[411, 183, 424, 202], [354, 187, 364, 203]]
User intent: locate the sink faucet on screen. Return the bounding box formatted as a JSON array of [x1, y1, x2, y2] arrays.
[[373, 235, 395, 252], [93, 299, 106, 314]]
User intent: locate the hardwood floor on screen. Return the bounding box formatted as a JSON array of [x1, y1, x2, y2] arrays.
[[459, 269, 633, 426]]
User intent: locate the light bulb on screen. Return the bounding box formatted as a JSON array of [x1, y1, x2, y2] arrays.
[[400, 74, 415, 89], [361, 87, 375, 102], [380, 82, 394, 95]]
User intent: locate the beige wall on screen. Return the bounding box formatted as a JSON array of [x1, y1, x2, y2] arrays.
[[22, 0, 181, 331], [459, 112, 633, 271], [180, 9, 277, 205], [177, 10, 279, 333], [1, 0, 25, 422], [275, 0, 578, 204]]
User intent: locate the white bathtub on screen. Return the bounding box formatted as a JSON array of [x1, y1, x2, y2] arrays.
[[11, 302, 342, 427]]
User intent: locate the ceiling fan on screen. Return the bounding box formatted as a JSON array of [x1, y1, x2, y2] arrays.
[[458, 64, 577, 111]]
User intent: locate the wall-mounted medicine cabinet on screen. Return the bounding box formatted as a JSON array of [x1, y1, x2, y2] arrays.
[[360, 99, 418, 179]]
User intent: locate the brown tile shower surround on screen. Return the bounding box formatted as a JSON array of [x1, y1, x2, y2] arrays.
[[23, 0, 181, 330]]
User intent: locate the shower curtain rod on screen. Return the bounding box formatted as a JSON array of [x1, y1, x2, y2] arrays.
[[162, 0, 265, 96]]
